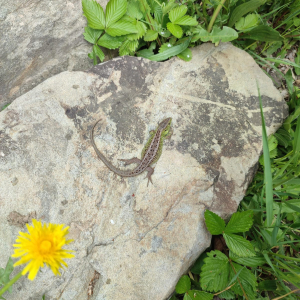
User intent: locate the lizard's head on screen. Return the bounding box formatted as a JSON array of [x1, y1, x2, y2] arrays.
[[159, 117, 172, 137]]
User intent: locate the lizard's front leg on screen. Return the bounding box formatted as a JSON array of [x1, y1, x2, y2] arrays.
[[119, 157, 142, 166]]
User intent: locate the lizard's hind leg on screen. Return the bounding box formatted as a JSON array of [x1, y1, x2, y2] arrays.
[[119, 157, 142, 166]]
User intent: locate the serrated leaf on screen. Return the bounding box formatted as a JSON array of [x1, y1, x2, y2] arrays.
[[200, 250, 229, 292], [204, 210, 225, 235], [105, 0, 127, 28], [174, 15, 198, 26], [119, 40, 139, 55], [147, 37, 191, 61], [144, 29, 158, 41], [98, 33, 124, 49], [218, 290, 235, 299], [223, 233, 255, 257], [175, 275, 191, 294], [177, 48, 192, 61], [162, 0, 177, 15], [235, 13, 259, 31], [82, 0, 105, 29], [169, 5, 187, 23], [93, 45, 105, 62], [225, 210, 253, 234], [186, 290, 213, 300], [242, 25, 283, 41], [230, 263, 257, 298], [210, 26, 238, 43], [106, 20, 138, 36], [83, 26, 103, 44], [159, 42, 173, 53], [127, 1, 143, 19], [228, 0, 266, 28], [167, 22, 183, 38], [230, 251, 266, 267], [127, 21, 147, 40]]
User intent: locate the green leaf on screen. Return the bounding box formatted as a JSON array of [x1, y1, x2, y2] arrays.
[[235, 13, 259, 31], [127, 1, 143, 19], [88, 49, 97, 65], [82, 0, 105, 30], [204, 210, 225, 235], [177, 48, 192, 61], [0, 257, 14, 292], [169, 5, 187, 23], [93, 45, 105, 62], [186, 290, 213, 300], [200, 250, 229, 292], [167, 22, 183, 38], [223, 233, 256, 257], [119, 40, 139, 56], [295, 49, 300, 75], [162, 0, 177, 15], [242, 25, 283, 42], [175, 275, 191, 294], [191, 252, 208, 274], [136, 49, 154, 58], [83, 26, 103, 44], [191, 27, 210, 42], [230, 263, 257, 298], [257, 280, 277, 291], [98, 33, 124, 49], [228, 0, 266, 28], [105, 0, 127, 28], [218, 290, 235, 299], [106, 20, 138, 36], [127, 21, 147, 40], [144, 29, 158, 41], [225, 210, 253, 234], [230, 252, 266, 267], [210, 26, 238, 43], [147, 37, 191, 61], [159, 42, 173, 53], [285, 69, 294, 96], [174, 15, 198, 26]]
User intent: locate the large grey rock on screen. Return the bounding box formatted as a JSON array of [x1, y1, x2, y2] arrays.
[[0, 0, 108, 108], [0, 43, 287, 300]]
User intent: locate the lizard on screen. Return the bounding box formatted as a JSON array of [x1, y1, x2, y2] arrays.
[[90, 117, 172, 186]]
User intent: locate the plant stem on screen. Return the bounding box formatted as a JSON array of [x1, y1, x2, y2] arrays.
[[0, 271, 23, 297], [270, 252, 300, 262], [207, 0, 227, 33]]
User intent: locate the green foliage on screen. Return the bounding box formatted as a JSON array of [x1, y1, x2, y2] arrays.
[[0, 257, 14, 298]]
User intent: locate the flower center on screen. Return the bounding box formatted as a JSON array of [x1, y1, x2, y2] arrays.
[[40, 240, 52, 253]]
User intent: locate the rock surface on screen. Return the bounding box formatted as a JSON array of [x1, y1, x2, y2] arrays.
[[0, 43, 287, 300], [0, 0, 108, 108]]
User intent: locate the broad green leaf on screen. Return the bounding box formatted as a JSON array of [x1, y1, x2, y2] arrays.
[[235, 13, 259, 31], [257, 280, 277, 291], [174, 15, 198, 26], [218, 290, 235, 299], [285, 69, 294, 96], [167, 22, 183, 38], [204, 210, 225, 235], [175, 275, 191, 294], [210, 26, 238, 43], [225, 210, 253, 233], [147, 37, 191, 61], [144, 29, 158, 41], [127, 21, 147, 40], [136, 49, 154, 58], [93, 45, 105, 62], [190, 252, 208, 274], [98, 33, 124, 49], [127, 1, 143, 19], [230, 263, 257, 298], [83, 26, 103, 44], [0, 257, 14, 293], [243, 25, 283, 42], [169, 5, 187, 23], [106, 20, 138, 36], [82, 0, 105, 29], [119, 40, 139, 56], [177, 48, 192, 61], [200, 250, 229, 292], [162, 0, 177, 15], [230, 251, 266, 267], [223, 233, 255, 257], [105, 0, 127, 28], [295, 49, 300, 75], [159, 42, 174, 53], [228, 0, 266, 27], [191, 27, 210, 42], [186, 290, 213, 300], [266, 42, 282, 56]]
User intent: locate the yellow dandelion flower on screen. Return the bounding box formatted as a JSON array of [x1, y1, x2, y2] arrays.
[[12, 219, 75, 281]]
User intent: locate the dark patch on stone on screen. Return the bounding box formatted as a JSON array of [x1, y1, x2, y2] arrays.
[[106, 279, 111, 284], [61, 200, 68, 205], [7, 211, 37, 228], [65, 131, 73, 140], [72, 85, 79, 89]]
